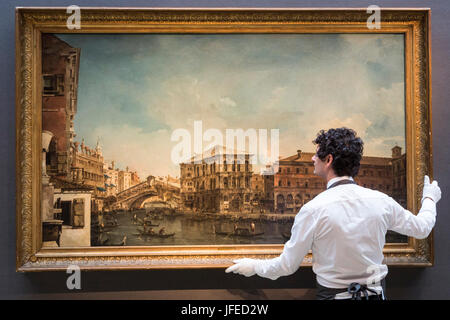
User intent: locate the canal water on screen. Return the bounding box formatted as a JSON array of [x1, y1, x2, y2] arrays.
[[92, 209, 407, 246], [93, 209, 292, 246]]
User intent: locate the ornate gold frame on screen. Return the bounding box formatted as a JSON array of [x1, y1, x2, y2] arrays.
[[16, 8, 432, 271]]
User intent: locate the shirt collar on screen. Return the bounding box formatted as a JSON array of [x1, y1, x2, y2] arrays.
[[326, 176, 354, 189]]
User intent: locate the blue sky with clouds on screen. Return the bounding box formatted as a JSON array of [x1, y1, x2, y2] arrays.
[[57, 33, 405, 178]]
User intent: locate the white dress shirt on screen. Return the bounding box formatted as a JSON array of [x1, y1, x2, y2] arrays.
[[254, 176, 437, 297]]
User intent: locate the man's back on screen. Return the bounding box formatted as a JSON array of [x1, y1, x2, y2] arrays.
[[306, 182, 436, 290], [307, 184, 392, 288]]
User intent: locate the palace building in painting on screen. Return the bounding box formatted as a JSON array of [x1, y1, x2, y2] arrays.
[[180, 146, 254, 213]]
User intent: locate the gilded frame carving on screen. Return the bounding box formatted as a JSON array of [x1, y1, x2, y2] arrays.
[[16, 8, 432, 271]]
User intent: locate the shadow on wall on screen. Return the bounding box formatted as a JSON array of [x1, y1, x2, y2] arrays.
[[10, 265, 439, 299], [13, 268, 317, 299]]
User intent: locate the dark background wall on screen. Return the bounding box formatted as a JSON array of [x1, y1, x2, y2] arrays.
[[1, 0, 448, 299]]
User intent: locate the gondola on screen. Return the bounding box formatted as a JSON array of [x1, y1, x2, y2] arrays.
[[136, 227, 175, 238], [136, 218, 160, 227], [215, 227, 264, 238]]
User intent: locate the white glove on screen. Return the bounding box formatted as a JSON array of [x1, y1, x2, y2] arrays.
[[422, 175, 441, 204], [225, 258, 259, 277]]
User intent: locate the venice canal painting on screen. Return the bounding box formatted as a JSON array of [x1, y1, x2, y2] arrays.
[[40, 33, 408, 247]]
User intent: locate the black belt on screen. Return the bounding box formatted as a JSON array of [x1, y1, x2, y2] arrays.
[[316, 278, 386, 300]]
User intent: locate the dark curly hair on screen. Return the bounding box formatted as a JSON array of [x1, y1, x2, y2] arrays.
[[313, 127, 364, 177]]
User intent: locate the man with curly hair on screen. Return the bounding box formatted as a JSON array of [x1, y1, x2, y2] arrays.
[[226, 127, 441, 300]]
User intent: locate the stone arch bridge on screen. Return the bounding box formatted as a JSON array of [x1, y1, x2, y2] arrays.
[[108, 177, 180, 210]]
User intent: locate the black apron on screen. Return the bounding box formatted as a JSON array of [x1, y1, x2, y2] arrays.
[[315, 178, 387, 300]]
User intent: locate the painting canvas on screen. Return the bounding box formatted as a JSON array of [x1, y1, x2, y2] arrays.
[[40, 32, 408, 248]]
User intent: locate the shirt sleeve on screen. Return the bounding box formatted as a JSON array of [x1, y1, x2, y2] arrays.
[[388, 197, 436, 239], [254, 206, 317, 280]]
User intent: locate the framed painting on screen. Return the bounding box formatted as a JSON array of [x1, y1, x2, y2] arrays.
[[15, 8, 432, 271]]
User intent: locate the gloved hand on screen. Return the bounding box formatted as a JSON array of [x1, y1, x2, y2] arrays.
[[422, 175, 441, 204], [225, 258, 259, 277]]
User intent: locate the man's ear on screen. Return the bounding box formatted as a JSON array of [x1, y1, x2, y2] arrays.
[[326, 154, 333, 166]]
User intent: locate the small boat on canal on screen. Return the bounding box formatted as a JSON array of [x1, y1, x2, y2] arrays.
[[136, 227, 175, 238], [136, 217, 160, 227], [215, 227, 264, 238]]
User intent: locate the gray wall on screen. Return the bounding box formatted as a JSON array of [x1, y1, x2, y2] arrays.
[[1, 0, 448, 299]]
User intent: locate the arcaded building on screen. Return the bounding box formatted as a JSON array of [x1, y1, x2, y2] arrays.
[[180, 146, 254, 213], [273, 148, 407, 214], [274, 150, 325, 213]]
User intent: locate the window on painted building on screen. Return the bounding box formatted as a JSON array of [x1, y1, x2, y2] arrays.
[[60, 201, 72, 226], [296, 168, 300, 174], [305, 181, 308, 188], [245, 194, 250, 202], [287, 167, 290, 173], [43, 74, 64, 95], [305, 168, 308, 174], [287, 194, 294, 205], [60, 198, 84, 228], [287, 181, 291, 187], [278, 180, 282, 187]]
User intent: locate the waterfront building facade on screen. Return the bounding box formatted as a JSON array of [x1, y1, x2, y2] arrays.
[[180, 144, 407, 216], [71, 139, 106, 212], [180, 146, 254, 213], [274, 150, 325, 213], [274, 147, 407, 214]]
